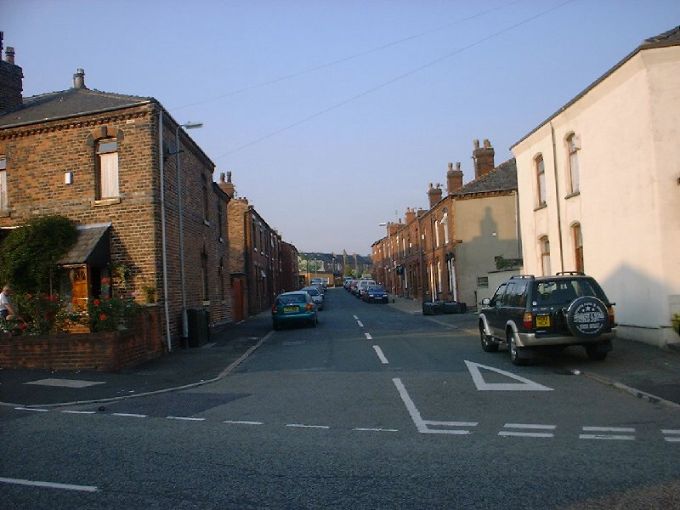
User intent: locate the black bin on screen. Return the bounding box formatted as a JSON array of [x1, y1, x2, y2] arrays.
[[187, 308, 210, 347]]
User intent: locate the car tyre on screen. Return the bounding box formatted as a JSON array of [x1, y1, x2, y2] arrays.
[[480, 322, 499, 353], [566, 296, 609, 338], [507, 330, 527, 365], [272, 321, 280, 331]]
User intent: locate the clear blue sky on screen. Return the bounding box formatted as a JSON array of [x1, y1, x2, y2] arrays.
[[3, 0, 679, 255]]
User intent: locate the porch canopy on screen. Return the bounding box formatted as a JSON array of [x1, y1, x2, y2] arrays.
[[58, 223, 111, 267]]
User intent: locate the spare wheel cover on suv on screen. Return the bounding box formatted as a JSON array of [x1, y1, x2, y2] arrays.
[[565, 296, 608, 338]]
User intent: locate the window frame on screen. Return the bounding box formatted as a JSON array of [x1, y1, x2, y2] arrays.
[[0, 155, 7, 211], [535, 155, 546, 207], [539, 236, 551, 276], [96, 138, 119, 200], [566, 133, 580, 194], [572, 223, 584, 273]]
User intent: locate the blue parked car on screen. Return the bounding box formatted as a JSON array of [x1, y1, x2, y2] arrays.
[[362, 285, 389, 304], [272, 291, 318, 330]]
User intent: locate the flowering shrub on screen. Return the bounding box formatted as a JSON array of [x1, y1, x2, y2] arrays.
[[85, 297, 142, 332], [9, 292, 75, 336]]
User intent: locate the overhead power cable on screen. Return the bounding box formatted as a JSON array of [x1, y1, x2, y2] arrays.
[[215, 0, 575, 160], [170, 0, 523, 111]]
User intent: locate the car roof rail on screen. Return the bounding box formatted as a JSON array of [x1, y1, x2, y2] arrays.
[[556, 271, 585, 276], [510, 274, 534, 280]]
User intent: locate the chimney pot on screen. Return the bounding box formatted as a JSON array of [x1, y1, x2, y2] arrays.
[[5, 46, 15, 65], [473, 139, 480, 150], [220, 172, 226, 182], [73, 68, 86, 89]]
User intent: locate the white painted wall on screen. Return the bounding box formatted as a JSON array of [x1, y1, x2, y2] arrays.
[[512, 46, 680, 346]]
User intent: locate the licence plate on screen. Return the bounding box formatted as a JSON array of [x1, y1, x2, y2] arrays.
[[283, 306, 299, 313], [536, 315, 551, 327]]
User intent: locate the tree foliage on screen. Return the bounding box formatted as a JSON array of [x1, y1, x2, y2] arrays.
[[0, 216, 78, 293]]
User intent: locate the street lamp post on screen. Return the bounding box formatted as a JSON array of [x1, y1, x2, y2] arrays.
[[175, 121, 203, 340]]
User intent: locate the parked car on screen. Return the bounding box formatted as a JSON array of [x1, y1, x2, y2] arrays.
[[478, 273, 616, 365], [356, 279, 376, 298], [362, 285, 389, 304], [301, 286, 324, 310], [272, 291, 318, 330]]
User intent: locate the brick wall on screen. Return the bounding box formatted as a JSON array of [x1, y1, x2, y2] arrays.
[[0, 102, 233, 349], [0, 306, 163, 371]]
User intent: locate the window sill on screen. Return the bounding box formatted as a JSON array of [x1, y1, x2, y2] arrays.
[[93, 197, 121, 207], [564, 191, 580, 200], [533, 203, 548, 212], [202, 300, 211, 306]]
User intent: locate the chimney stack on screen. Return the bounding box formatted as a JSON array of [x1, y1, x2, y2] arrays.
[[473, 138, 495, 180], [218, 170, 236, 198], [405, 207, 416, 224], [428, 182, 443, 208], [447, 161, 464, 194], [0, 33, 24, 112]]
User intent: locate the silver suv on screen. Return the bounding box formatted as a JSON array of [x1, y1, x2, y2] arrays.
[[478, 273, 616, 365]]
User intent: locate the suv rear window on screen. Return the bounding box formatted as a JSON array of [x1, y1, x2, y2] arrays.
[[533, 279, 602, 306]]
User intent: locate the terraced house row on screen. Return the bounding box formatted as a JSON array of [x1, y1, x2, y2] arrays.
[[0, 36, 299, 352], [373, 26, 680, 348]]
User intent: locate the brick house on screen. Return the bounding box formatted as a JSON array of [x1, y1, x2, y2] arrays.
[[372, 139, 521, 308], [219, 172, 294, 319], [0, 45, 231, 350]]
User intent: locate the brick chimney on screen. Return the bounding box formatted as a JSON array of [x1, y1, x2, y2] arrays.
[[473, 139, 495, 180], [447, 162, 463, 194], [0, 33, 24, 112], [218, 171, 236, 198], [428, 182, 443, 208], [405, 207, 416, 224], [73, 68, 86, 89]]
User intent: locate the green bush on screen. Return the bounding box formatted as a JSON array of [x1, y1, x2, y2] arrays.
[[85, 297, 142, 332], [0, 216, 78, 293]]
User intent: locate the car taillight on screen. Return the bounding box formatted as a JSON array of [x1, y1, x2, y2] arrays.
[[523, 312, 533, 329], [272, 305, 277, 314], [305, 303, 314, 311], [607, 305, 615, 326]]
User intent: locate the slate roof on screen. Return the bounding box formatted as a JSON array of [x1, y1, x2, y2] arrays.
[[58, 224, 111, 266], [512, 25, 680, 148], [455, 158, 517, 196], [0, 87, 153, 128]]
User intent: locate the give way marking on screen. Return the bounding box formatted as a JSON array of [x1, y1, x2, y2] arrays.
[[464, 360, 553, 391]]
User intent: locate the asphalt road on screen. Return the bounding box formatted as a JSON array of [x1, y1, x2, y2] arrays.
[[2, 288, 680, 509]]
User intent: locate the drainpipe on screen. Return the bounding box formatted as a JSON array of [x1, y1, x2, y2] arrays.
[[550, 122, 565, 273], [158, 110, 172, 351]]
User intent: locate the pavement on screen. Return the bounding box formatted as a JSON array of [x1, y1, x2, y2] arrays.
[[2, 292, 680, 410]]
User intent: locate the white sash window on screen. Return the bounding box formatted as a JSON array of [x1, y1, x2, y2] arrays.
[[97, 140, 119, 199]]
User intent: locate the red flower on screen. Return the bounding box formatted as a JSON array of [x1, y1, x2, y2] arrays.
[[99, 313, 107, 322], [93, 299, 101, 307], [18, 322, 27, 331]]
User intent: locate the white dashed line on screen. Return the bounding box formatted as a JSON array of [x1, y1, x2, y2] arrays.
[[357, 320, 364, 328], [166, 416, 206, 422], [61, 410, 96, 415], [112, 413, 147, 418], [14, 407, 48, 412], [364, 332, 373, 340], [500, 423, 557, 437], [373, 345, 389, 364], [352, 315, 359, 320], [662, 429, 680, 442], [354, 428, 399, 433], [0, 477, 98, 493], [286, 424, 330, 429], [224, 420, 263, 425], [580, 426, 635, 441]]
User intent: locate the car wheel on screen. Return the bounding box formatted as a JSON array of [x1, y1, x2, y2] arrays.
[[272, 321, 280, 331], [585, 344, 608, 361], [479, 322, 498, 353], [507, 330, 526, 365]]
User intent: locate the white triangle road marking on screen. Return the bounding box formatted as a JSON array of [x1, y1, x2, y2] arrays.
[[464, 360, 553, 391]]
